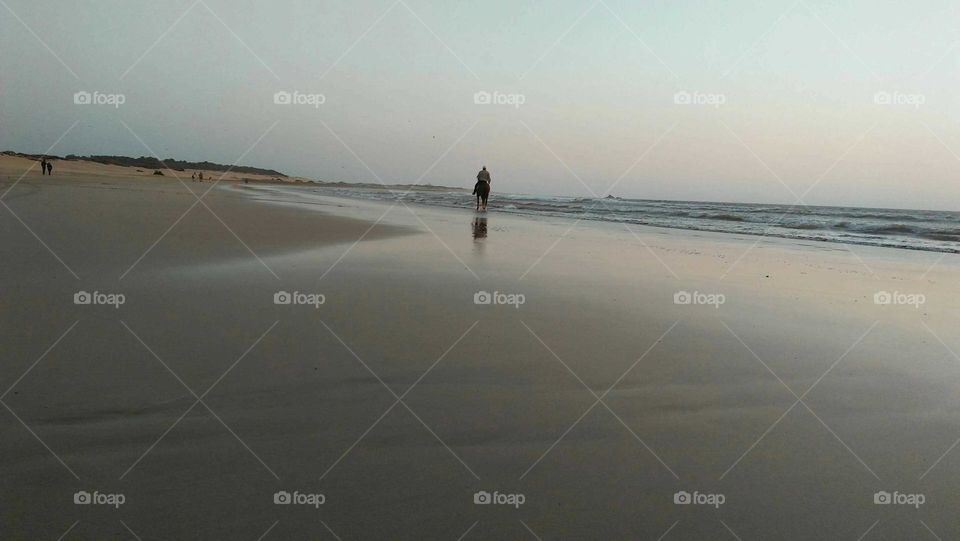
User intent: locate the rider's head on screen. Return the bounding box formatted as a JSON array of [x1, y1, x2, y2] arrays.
[[482, 166, 486, 170]]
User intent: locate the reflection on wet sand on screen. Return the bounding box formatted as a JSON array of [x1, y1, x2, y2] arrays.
[[472, 216, 487, 253], [472, 216, 488, 239]]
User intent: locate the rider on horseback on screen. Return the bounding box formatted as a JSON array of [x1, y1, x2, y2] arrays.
[[473, 166, 491, 211]]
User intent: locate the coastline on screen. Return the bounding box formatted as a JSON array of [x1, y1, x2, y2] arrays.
[[234, 178, 960, 255], [7, 152, 958, 254]]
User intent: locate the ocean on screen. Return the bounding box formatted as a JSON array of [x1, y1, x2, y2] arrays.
[[254, 184, 960, 254]]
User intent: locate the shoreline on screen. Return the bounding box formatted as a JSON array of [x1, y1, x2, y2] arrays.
[[5, 153, 957, 256], [231, 181, 960, 266], [233, 181, 960, 256]]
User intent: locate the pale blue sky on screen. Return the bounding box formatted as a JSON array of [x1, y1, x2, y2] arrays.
[[2, 0, 960, 209]]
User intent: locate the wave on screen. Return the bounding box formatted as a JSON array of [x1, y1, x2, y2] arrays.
[[851, 224, 917, 235], [921, 232, 960, 241], [701, 213, 745, 222], [258, 184, 960, 254]]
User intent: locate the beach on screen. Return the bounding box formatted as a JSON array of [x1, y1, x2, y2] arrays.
[[2, 162, 959, 540]]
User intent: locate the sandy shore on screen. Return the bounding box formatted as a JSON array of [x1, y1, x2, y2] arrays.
[[2, 166, 959, 540]]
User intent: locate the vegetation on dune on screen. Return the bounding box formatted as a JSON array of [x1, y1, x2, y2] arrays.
[[1, 150, 286, 177]]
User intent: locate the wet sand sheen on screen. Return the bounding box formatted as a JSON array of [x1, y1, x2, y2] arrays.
[[2, 170, 959, 540]]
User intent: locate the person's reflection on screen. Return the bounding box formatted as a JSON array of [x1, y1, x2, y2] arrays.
[[471, 216, 488, 254]]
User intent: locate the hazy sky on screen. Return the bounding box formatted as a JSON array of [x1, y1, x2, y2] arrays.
[[2, 0, 960, 210]]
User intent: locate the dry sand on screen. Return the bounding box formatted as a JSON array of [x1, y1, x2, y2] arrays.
[[1, 159, 959, 540]]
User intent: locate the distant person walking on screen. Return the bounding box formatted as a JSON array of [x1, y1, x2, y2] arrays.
[[46, 160, 53, 176], [40, 158, 47, 176], [474, 166, 491, 211]]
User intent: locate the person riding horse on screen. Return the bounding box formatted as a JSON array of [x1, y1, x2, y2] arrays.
[[474, 166, 491, 211]]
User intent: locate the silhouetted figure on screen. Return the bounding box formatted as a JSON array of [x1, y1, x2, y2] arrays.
[[474, 166, 491, 211], [40, 158, 47, 175], [191, 172, 196, 182], [198, 172, 203, 182], [46, 161, 53, 176]]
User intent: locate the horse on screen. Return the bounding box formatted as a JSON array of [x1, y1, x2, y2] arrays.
[[475, 180, 490, 211]]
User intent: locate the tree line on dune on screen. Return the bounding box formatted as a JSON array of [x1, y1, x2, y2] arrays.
[[1, 151, 286, 177]]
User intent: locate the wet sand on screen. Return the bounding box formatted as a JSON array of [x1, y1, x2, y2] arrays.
[[2, 168, 960, 540]]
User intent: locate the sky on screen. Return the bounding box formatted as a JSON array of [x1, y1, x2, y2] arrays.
[[2, 0, 960, 210]]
